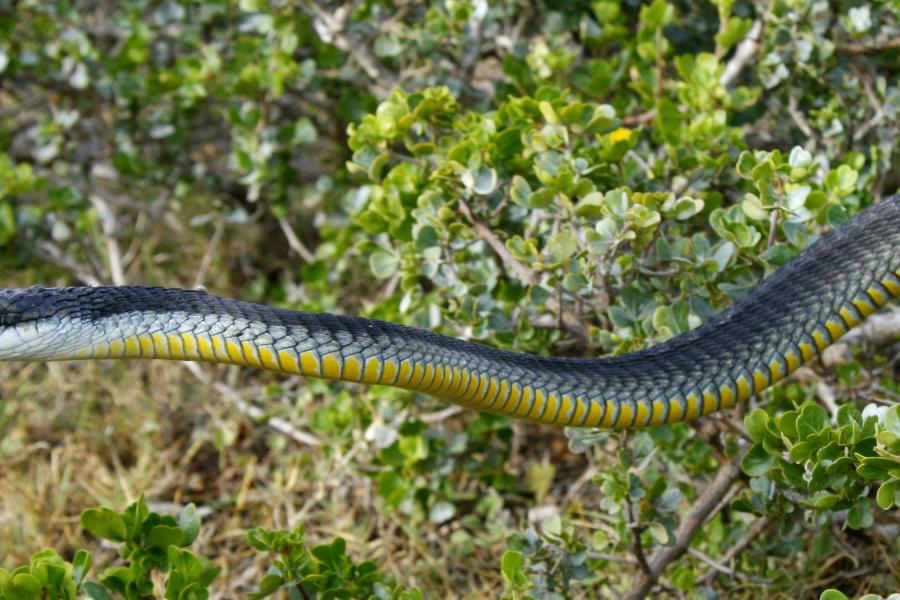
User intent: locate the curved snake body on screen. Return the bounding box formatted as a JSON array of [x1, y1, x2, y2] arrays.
[[0, 195, 898, 429]]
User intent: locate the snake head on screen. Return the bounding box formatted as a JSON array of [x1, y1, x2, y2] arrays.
[[0, 287, 87, 360]]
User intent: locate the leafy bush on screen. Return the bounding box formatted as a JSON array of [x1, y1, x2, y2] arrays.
[[0, 0, 898, 598]]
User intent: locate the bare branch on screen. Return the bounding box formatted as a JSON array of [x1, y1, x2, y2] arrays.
[[34, 241, 103, 286], [787, 93, 819, 141], [302, 2, 397, 96], [822, 309, 900, 367], [278, 217, 316, 263], [181, 361, 321, 448], [697, 516, 770, 585], [837, 36, 900, 54], [457, 198, 590, 340], [720, 20, 763, 87], [623, 446, 748, 600], [688, 547, 772, 584], [90, 195, 126, 286], [420, 405, 465, 424], [193, 218, 226, 289]]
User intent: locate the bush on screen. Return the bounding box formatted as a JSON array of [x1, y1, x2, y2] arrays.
[[0, 0, 897, 598]]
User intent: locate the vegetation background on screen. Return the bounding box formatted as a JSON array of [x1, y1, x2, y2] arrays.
[[0, 0, 899, 598]]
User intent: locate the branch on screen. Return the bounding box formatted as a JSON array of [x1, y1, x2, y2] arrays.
[[837, 36, 900, 54], [822, 309, 900, 367], [181, 361, 321, 448], [278, 217, 316, 263], [720, 20, 763, 87], [622, 446, 748, 600], [688, 547, 772, 584], [34, 241, 103, 286], [697, 516, 770, 585], [90, 195, 126, 286], [457, 198, 590, 340], [302, 2, 397, 96]]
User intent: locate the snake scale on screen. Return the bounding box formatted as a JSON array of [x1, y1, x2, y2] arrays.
[[0, 194, 897, 429]]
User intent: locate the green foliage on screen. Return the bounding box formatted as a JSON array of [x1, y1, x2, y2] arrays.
[[0, 497, 215, 600], [1, 0, 898, 597], [245, 525, 421, 599], [738, 404, 900, 527]]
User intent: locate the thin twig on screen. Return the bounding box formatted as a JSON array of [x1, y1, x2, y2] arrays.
[[194, 218, 226, 289], [34, 241, 102, 286], [419, 405, 465, 424], [720, 20, 763, 87], [787, 93, 819, 141], [836, 36, 900, 54], [623, 446, 749, 600], [766, 208, 779, 249], [301, 2, 397, 96], [91, 195, 126, 285], [852, 68, 886, 142], [181, 361, 321, 447], [698, 516, 770, 585], [277, 217, 316, 263], [457, 198, 589, 340], [688, 547, 772, 584]]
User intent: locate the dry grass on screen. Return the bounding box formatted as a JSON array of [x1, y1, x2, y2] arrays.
[[0, 354, 563, 597]]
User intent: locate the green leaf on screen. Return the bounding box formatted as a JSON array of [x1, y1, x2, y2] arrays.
[[4, 573, 42, 600], [369, 250, 399, 279], [640, 0, 674, 28], [824, 165, 858, 196], [876, 480, 899, 509], [81, 508, 128, 542], [797, 403, 830, 439], [716, 17, 753, 50], [527, 188, 555, 209], [883, 405, 900, 436], [148, 524, 186, 549], [501, 550, 525, 585], [83, 582, 114, 600], [72, 550, 92, 586], [820, 590, 850, 600], [845, 503, 874, 530], [744, 409, 770, 444], [510, 176, 532, 207], [741, 444, 774, 477]]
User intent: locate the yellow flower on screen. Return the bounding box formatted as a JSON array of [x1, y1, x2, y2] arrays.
[[609, 127, 632, 144]]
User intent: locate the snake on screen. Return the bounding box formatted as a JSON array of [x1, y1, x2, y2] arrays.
[[0, 194, 897, 429]]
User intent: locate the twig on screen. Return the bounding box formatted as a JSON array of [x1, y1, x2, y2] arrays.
[[457, 198, 590, 340], [193, 218, 226, 289], [720, 20, 763, 87], [622, 110, 656, 126], [628, 500, 652, 576], [277, 217, 316, 263], [822, 309, 900, 367], [622, 446, 748, 600], [697, 516, 770, 585], [837, 36, 900, 54], [34, 241, 102, 286], [816, 379, 840, 420], [852, 68, 886, 143], [766, 208, 779, 249], [419, 405, 465, 424], [90, 195, 126, 285], [787, 93, 819, 141], [302, 2, 397, 96], [181, 361, 321, 447], [688, 547, 772, 584]]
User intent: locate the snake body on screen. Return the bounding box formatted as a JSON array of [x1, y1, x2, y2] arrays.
[[0, 195, 898, 429]]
